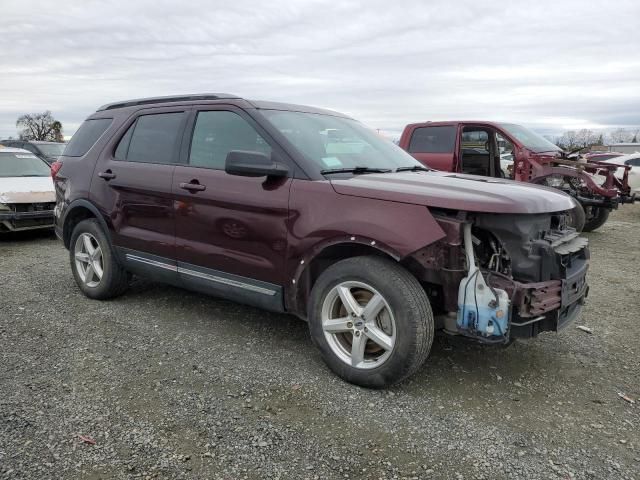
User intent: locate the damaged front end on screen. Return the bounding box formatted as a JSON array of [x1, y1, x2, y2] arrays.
[[406, 209, 589, 342], [0, 191, 56, 232]]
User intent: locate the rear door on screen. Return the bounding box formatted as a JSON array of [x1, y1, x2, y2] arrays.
[[404, 125, 458, 171], [172, 106, 292, 311], [90, 106, 189, 281]]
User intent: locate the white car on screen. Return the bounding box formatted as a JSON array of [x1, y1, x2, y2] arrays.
[[599, 152, 640, 195], [0, 147, 55, 232]]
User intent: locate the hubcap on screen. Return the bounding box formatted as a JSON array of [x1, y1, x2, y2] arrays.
[[321, 281, 396, 369], [74, 233, 104, 288]]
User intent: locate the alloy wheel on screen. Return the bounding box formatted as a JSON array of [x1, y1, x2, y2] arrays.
[[321, 281, 396, 369], [74, 233, 104, 288]]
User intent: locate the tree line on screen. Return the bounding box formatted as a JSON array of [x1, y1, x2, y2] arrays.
[[553, 127, 639, 150]]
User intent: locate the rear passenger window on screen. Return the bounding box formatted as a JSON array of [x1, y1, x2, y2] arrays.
[[408, 126, 456, 153], [64, 118, 113, 157], [188, 111, 271, 169], [120, 113, 185, 164]]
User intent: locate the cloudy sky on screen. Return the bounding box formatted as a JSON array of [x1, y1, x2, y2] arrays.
[[1, 0, 639, 139]]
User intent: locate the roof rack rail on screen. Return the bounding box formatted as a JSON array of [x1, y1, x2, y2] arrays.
[[96, 93, 241, 111]]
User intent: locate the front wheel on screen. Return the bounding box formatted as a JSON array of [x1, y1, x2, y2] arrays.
[[583, 206, 610, 232], [308, 256, 434, 388]]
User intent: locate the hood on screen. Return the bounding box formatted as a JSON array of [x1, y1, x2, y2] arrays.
[[330, 171, 574, 214], [0, 176, 55, 204]]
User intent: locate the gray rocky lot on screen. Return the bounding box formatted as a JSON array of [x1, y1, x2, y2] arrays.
[[1, 206, 639, 479]]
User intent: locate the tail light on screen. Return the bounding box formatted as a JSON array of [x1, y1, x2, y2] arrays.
[[51, 160, 63, 180]]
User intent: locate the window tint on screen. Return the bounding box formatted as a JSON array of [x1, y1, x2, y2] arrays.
[[626, 158, 640, 167], [64, 118, 113, 157], [126, 113, 184, 164], [408, 126, 456, 153], [114, 123, 134, 160], [189, 111, 271, 169]]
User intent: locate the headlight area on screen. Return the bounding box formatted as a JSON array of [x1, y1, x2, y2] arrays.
[[403, 210, 590, 342]]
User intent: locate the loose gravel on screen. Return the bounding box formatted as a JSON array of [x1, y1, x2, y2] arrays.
[[1, 205, 639, 479]]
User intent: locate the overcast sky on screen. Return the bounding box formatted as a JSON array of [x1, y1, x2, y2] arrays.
[[1, 0, 639, 139]]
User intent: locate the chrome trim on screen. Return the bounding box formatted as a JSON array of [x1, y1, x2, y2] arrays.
[[125, 254, 177, 272], [124, 252, 277, 296], [177, 266, 277, 296]]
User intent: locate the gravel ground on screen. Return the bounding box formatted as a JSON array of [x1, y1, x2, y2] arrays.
[[1, 206, 639, 480]]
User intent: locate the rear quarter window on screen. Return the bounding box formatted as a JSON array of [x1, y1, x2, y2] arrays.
[[64, 118, 113, 157], [408, 126, 456, 153]]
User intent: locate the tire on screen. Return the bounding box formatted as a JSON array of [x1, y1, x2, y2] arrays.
[[582, 206, 610, 232], [69, 218, 129, 299], [568, 198, 586, 232], [308, 256, 434, 388]]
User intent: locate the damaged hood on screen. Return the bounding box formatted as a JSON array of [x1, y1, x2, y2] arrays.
[[330, 171, 574, 214], [0, 176, 55, 204]]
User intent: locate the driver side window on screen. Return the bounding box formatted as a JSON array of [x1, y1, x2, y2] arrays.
[[188, 111, 271, 170]]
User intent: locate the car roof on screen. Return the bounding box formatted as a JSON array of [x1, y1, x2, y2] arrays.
[[94, 93, 351, 118], [404, 120, 505, 128]]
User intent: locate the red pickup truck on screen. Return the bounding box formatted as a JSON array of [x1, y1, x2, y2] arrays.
[[399, 121, 636, 231]]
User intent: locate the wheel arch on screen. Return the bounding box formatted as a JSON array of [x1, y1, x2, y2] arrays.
[[62, 199, 112, 250], [287, 238, 403, 319]]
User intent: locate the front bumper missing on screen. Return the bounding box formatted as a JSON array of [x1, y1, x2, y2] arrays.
[[483, 258, 589, 338]]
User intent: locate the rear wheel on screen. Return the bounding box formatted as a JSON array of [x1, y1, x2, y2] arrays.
[[308, 256, 434, 388], [69, 219, 130, 299], [583, 206, 610, 232]]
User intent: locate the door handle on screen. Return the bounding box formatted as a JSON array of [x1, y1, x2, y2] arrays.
[[98, 170, 116, 180], [179, 181, 206, 192]]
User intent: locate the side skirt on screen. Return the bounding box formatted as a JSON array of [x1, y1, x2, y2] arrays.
[[117, 248, 285, 313]]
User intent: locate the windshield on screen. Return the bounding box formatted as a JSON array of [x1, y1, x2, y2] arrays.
[[500, 123, 561, 153], [36, 143, 66, 157], [260, 110, 422, 172], [0, 152, 51, 177]]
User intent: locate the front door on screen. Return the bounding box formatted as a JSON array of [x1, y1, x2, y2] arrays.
[[172, 107, 291, 311], [91, 107, 189, 280]]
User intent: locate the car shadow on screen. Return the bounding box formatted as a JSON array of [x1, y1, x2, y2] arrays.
[[120, 278, 547, 389]]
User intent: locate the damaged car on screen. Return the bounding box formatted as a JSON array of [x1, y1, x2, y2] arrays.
[[53, 95, 589, 387], [398, 121, 636, 231], [0, 148, 55, 232]]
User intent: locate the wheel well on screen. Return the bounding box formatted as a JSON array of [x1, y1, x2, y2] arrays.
[[63, 206, 96, 248], [294, 243, 398, 318]]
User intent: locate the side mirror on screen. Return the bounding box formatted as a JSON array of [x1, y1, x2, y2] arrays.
[[225, 150, 288, 178]]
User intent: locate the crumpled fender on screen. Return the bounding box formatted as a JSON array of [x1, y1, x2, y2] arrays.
[[284, 180, 446, 313]]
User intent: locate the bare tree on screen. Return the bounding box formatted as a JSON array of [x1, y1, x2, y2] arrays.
[[558, 129, 599, 150], [558, 130, 579, 149], [16, 111, 64, 142], [606, 127, 640, 144]]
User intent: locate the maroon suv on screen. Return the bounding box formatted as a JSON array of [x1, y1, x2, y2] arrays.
[[53, 94, 589, 387]]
